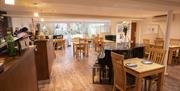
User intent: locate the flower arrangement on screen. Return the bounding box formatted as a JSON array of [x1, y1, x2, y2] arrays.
[[123, 26, 128, 36]]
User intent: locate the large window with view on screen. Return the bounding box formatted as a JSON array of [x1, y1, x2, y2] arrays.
[[52, 21, 110, 38]]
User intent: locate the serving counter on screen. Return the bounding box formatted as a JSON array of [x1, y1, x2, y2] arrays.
[[0, 46, 38, 91], [34, 39, 56, 81]]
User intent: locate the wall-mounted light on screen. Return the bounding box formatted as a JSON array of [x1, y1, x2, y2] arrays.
[[5, 0, 15, 5], [34, 12, 39, 17]]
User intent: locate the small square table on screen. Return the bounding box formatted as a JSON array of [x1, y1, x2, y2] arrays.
[[124, 58, 165, 91]]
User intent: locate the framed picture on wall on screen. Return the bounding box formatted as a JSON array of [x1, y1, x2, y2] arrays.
[[116, 24, 124, 33], [145, 24, 159, 34]]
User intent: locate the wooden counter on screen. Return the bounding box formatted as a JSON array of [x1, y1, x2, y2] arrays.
[[34, 39, 56, 81], [0, 46, 38, 91]]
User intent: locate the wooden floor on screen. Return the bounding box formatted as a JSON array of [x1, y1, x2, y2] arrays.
[[39, 47, 180, 91]]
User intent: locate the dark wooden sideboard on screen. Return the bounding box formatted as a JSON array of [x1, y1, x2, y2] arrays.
[[0, 47, 39, 91], [34, 39, 56, 81]]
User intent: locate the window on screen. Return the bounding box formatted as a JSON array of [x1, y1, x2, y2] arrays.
[[52, 21, 110, 38]]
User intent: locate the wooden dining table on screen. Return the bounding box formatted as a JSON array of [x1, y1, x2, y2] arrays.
[[168, 45, 180, 64], [73, 42, 89, 56], [124, 58, 165, 91]]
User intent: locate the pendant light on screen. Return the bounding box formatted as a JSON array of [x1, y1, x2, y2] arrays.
[[40, 18, 44, 22], [34, 12, 39, 17], [33, 3, 39, 17]]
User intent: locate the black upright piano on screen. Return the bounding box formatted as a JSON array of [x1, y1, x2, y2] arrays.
[[97, 43, 144, 84]]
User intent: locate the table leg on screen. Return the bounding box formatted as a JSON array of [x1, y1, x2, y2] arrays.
[[87, 45, 89, 56], [178, 49, 180, 62], [157, 71, 164, 91], [168, 49, 173, 64], [73, 45, 76, 56], [136, 76, 143, 91]]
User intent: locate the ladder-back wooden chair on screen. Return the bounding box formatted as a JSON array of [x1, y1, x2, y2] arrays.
[[94, 37, 104, 52], [55, 39, 65, 49], [169, 39, 180, 64], [145, 48, 165, 91], [170, 39, 180, 46], [154, 39, 164, 48], [111, 52, 135, 91], [143, 39, 150, 45], [75, 43, 88, 56], [148, 48, 165, 64], [143, 39, 150, 58]]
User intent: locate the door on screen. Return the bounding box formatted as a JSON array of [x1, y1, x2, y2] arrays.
[[131, 22, 137, 47]]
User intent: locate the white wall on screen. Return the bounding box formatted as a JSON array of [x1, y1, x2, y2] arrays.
[[136, 13, 180, 44], [11, 17, 33, 32], [169, 14, 180, 39]]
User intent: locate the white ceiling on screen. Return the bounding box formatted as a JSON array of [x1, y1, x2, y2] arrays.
[[0, 0, 180, 18]]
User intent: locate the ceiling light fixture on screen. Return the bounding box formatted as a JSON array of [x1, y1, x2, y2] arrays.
[[5, 0, 15, 5], [34, 12, 39, 17], [40, 18, 44, 22]]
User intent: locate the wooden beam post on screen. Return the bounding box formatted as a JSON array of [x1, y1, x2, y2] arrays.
[[164, 10, 173, 75]]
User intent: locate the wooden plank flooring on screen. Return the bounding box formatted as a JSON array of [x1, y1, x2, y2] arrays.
[[39, 47, 180, 91]]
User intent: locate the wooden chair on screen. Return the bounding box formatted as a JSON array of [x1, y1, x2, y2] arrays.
[[79, 38, 88, 43], [93, 36, 98, 51], [170, 39, 180, 46], [94, 37, 104, 52], [111, 52, 135, 91], [145, 48, 165, 91], [75, 43, 88, 56], [143, 39, 150, 58], [143, 39, 150, 45], [54, 39, 65, 49], [154, 39, 164, 48], [72, 37, 80, 43], [148, 48, 165, 64], [169, 39, 180, 64]]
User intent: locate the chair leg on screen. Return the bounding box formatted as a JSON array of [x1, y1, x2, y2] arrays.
[[144, 80, 147, 91], [148, 80, 152, 91], [113, 85, 116, 91]]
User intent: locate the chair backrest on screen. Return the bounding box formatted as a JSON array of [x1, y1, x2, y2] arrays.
[[170, 39, 180, 46], [148, 48, 165, 64], [154, 39, 164, 48], [79, 38, 87, 43], [55, 39, 65, 46], [111, 52, 126, 91], [143, 39, 150, 45], [76, 43, 87, 52], [93, 36, 98, 43], [53, 35, 63, 39], [73, 37, 80, 43]]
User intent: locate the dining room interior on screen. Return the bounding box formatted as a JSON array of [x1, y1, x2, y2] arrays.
[[0, 0, 180, 91]]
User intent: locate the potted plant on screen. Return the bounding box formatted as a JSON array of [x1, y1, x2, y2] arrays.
[[6, 31, 16, 56]]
